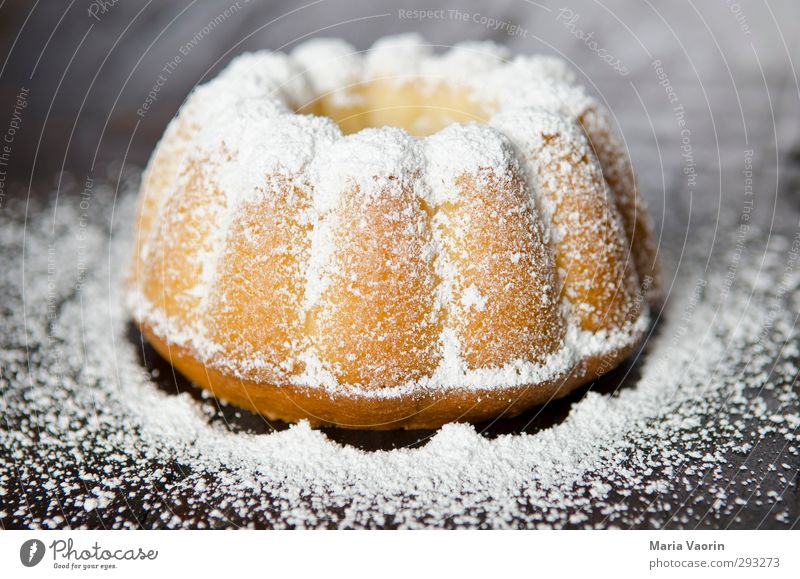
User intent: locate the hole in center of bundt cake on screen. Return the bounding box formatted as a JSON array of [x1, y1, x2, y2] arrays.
[[295, 80, 492, 137]]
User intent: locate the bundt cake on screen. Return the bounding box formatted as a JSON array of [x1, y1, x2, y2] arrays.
[[129, 35, 660, 429]]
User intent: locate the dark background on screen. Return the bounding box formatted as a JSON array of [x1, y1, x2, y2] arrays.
[[1, 0, 798, 227]]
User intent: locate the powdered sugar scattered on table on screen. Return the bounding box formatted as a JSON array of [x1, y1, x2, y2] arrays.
[[1, 179, 798, 529]]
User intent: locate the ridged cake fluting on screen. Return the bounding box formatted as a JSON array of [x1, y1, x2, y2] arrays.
[[129, 35, 660, 429]]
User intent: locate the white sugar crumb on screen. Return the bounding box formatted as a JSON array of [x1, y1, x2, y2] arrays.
[[460, 284, 487, 312], [423, 123, 515, 205], [1, 178, 798, 529], [291, 38, 365, 108], [364, 33, 433, 79], [313, 126, 422, 206]]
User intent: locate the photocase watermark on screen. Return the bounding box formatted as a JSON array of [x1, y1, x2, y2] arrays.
[[137, 0, 248, 118], [397, 8, 530, 38], [20, 538, 158, 571], [759, 227, 800, 337], [652, 59, 697, 192], [19, 539, 46, 567], [138, 58, 176, 119], [724, 0, 752, 37], [87, 0, 121, 22], [75, 175, 94, 291], [177, 0, 249, 57], [721, 149, 755, 298], [0, 86, 29, 209], [556, 8, 629, 76]]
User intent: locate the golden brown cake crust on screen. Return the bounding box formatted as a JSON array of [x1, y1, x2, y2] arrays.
[[140, 322, 644, 430]]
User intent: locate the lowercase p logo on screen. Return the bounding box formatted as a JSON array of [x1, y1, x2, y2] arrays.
[[19, 539, 46, 567]]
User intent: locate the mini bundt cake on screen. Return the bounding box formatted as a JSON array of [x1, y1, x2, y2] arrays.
[[129, 35, 660, 429]]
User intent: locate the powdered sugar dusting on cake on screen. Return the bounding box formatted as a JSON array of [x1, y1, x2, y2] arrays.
[[133, 53, 299, 268], [491, 107, 641, 333], [313, 126, 423, 206], [460, 284, 487, 311], [422, 123, 512, 205], [218, 50, 313, 108], [302, 127, 425, 319], [291, 38, 365, 108], [214, 106, 341, 193], [364, 33, 433, 81]]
